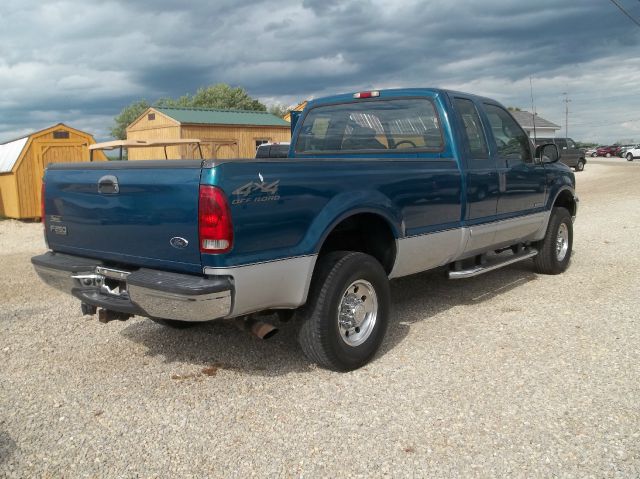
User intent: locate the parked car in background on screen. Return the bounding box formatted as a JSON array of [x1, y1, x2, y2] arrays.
[[585, 147, 598, 157], [624, 145, 640, 161], [596, 145, 618, 157], [535, 137, 586, 171], [255, 142, 290, 158], [617, 145, 636, 158]]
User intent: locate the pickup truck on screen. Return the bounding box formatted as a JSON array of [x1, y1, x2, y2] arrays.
[[32, 88, 578, 371]]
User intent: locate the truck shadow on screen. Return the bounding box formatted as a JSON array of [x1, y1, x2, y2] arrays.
[[381, 262, 538, 356], [119, 261, 538, 376], [0, 430, 17, 466]]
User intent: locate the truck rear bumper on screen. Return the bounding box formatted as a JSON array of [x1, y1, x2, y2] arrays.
[[31, 252, 232, 322]]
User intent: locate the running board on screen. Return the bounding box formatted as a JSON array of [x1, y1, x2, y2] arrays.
[[448, 249, 538, 279]]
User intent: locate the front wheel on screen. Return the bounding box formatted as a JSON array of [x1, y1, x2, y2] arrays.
[[298, 251, 390, 371], [606, 153, 611, 158], [627, 153, 634, 162], [533, 207, 573, 275], [575, 160, 585, 171]]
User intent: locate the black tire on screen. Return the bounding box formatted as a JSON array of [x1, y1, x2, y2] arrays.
[[150, 318, 199, 329], [298, 251, 390, 371], [627, 153, 634, 162], [533, 207, 573, 275], [575, 159, 585, 171], [591, 152, 597, 157]]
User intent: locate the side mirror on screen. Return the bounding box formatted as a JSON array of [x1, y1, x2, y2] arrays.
[[535, 143, 560, 163]]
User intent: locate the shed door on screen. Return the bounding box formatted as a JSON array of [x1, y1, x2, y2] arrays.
[[35, 142, 87, 215]]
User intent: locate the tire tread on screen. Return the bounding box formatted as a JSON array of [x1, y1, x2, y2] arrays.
[[533, 207, 572, 275], [298, 251, 389, 371]]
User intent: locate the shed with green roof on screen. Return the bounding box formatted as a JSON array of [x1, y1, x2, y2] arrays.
[[126, 107, 290, 160]]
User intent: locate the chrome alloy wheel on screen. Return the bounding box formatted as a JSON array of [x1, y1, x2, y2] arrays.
[[556, 223, 569, 261], [338, 280, 378, 347]]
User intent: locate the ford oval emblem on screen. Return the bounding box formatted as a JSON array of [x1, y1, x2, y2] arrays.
[[170, 237, 189, 249]]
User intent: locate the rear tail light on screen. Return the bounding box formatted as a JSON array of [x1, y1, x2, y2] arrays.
[[198, 185, 233, 253]]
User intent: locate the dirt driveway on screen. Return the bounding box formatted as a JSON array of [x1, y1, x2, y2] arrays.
[[1, 159, 639, 477]]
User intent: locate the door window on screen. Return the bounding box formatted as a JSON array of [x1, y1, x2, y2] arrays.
[[566, 139, 575, 149], [555, 138, 567, 149], [454, 98, 488, 159], [483, 104, 532, 163]]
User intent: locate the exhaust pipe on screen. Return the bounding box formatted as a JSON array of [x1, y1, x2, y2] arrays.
[[249, 320, 278, 340], [235, 317, 279, 340]]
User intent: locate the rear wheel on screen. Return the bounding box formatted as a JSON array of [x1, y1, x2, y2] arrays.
[[575, 160, 585, 171], [606, 153, 611, 158], [533, 207, 573, 275], [627, 153, 634, 162], [298, 251, 390, 371]]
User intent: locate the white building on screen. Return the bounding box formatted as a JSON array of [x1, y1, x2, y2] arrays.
[[510, 110, 561, 138]]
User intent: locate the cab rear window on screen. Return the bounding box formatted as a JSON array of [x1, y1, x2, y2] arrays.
[[295, 99, 443, 154]]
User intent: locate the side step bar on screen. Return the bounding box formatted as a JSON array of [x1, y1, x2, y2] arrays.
[[448, 249, 538, 279]]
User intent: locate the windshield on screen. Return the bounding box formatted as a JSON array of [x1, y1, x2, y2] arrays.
[[294, 98, 444, 154]]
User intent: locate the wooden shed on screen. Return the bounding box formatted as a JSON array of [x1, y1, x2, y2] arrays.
[[283, 100, 308, 122], [0, 124, 106, 219], [126, 107, 291, 160]]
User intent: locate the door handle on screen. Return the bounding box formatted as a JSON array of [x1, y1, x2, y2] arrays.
[[97, 175, 119, 194]]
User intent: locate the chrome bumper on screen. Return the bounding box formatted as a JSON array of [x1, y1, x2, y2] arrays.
[[31, 252, 232, 322]]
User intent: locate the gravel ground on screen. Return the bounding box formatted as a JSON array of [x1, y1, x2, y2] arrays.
[[1, 159, 639, 477]]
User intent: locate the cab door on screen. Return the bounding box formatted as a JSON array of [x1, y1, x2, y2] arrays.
[[452, 96, 499, 252], [482, 103, 547, 242]]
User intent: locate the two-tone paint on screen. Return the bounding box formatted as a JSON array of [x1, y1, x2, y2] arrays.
[[40, 88, 577, 319]]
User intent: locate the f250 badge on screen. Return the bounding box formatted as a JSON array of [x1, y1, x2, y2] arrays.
[[231, 173, 280, 205]]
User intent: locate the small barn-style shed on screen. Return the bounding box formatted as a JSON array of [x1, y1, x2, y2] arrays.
[[126, 107, 291, 160], [0, 124, 106, 219], [283, 100, 308, 123]]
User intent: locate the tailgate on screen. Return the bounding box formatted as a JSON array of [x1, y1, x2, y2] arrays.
[[44, 161, 204, 274]]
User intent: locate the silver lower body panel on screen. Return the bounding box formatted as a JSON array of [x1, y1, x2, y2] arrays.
[[204, 255, 318, 317], [390, 212, 551, 279]]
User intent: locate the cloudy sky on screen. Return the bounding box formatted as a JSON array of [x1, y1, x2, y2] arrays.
[[1, 0, 639, 144]]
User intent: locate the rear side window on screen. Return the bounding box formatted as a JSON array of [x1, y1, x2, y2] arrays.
[[483, 104, 532, 163], [555, 138, 567, 149], [295, 99, 443, 154], [454, 98, 488, 159]]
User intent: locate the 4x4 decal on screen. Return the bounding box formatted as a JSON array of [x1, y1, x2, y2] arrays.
[[232, 176, 280, 205]]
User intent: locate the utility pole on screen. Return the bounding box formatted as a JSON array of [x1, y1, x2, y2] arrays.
[[562, 92, 571, 142], [530, 76, 537, 143]]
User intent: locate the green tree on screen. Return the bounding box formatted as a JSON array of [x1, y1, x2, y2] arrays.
[[110, 84, 267, 139], [110, 99, 150, 140], [267, 103, 290, 118]]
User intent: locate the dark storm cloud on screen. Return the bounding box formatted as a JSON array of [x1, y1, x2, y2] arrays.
[[0, 0, 639, 142], [133, 64, 215, 97]]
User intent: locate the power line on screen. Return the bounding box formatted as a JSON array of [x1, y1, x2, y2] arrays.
[[609, 0, 640, 27]]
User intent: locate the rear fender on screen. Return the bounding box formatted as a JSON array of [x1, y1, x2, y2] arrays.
[[300, 190, 402, 255]]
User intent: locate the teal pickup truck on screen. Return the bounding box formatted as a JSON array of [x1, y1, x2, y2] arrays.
[[32, 88, 578, 371]]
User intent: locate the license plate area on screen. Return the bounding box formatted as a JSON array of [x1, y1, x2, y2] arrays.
[[73, 267, 131, 299], [96, 267, 130, 298]]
